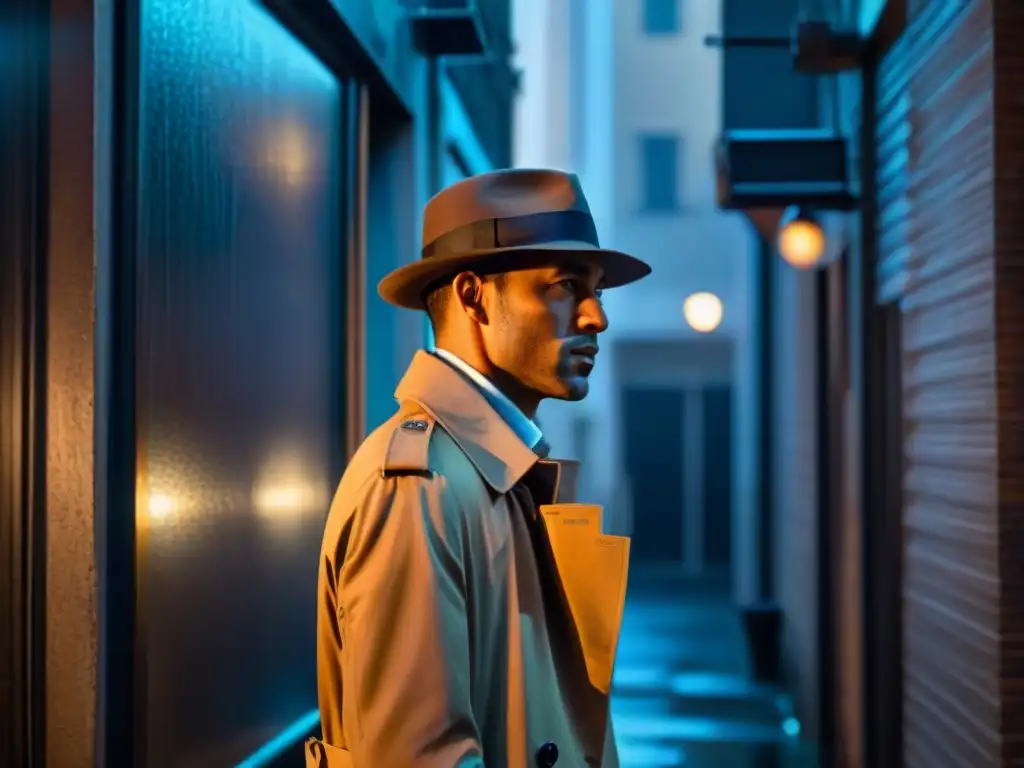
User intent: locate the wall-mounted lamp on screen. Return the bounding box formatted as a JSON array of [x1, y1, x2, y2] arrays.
[[777, 206, 826, 269]]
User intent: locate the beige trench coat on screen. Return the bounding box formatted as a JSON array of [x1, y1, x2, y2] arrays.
[[309, 351, 630, 767]]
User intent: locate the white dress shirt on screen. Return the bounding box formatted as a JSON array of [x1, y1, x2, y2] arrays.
[[432, 347, 545, 452]]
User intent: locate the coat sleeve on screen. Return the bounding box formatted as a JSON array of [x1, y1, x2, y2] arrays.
[[338, 471, 485, 768]]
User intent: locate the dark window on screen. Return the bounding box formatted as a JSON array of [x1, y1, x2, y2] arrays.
[[643, 0, 679, 35], [640, 134, 680, 211]]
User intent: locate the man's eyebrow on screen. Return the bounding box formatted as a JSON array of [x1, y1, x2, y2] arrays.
[[552, 260, 602, 279]]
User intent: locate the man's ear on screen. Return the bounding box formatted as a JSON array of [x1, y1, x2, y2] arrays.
[[452, 271, 488, 325]]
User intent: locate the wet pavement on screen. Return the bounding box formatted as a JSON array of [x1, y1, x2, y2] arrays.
[[612, 570, 816, 768]]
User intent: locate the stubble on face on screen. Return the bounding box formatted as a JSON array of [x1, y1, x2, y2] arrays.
[[480, 261, 607, 408]]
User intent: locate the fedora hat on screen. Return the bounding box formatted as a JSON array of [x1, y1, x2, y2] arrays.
[[378, 168, 652, 309]]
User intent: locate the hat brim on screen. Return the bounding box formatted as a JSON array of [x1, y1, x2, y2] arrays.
[[377, 241, 653, 310]]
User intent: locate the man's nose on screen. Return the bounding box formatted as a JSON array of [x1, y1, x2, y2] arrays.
[[577, 296, 609, 334]]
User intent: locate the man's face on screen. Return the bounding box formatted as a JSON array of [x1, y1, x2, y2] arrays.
[[479, 259, 609, 403]]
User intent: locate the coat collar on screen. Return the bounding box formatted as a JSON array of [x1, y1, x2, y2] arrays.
[[394, 351, 540, 493], [432, 347, 545, 451]]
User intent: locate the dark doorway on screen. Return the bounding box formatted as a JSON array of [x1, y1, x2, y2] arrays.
[[702, 385, 733, 571], [622, 386, 686, 565]]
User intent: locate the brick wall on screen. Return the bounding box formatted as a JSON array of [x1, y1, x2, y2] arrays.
[[894, 0, 1002, 765], [771, 1, 1024, 761]]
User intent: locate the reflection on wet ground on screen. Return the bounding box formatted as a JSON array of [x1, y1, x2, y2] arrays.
[[613, 571, 816, 768]]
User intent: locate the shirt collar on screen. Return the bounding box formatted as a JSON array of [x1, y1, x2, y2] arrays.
[[432, 348, 545, 451]]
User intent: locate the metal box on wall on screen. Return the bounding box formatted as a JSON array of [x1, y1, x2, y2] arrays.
[[715, 129, 857, 211], [406, 0, 488, 56]]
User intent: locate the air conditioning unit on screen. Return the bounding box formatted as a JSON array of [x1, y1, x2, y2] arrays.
[[406, 0, 488, 57], [715, 129, 858, 211]]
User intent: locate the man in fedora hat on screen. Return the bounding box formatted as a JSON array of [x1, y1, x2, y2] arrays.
[[309, 168, 651, 767]]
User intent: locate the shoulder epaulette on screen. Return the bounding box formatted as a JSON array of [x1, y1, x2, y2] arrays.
[[381, 413, 435, 476]]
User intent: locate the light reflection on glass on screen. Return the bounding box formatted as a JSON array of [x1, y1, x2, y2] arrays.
[[252, 447, 328, 522], [140, 448, 217, 529], [147, 492, 179, 521], [263, 118, 312, 187]]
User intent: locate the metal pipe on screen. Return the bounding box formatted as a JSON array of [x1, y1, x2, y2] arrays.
[[703, 34, 791, 49], [425, 57, 442, 196], [815, 264, 836, 767], [856, 56, 878, 768], [756, 235, 775, 602], [344, 83, 370, 458]]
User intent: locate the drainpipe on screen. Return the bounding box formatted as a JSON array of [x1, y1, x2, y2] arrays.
[[815, 264, 836, 766], [740, 231, 783, 686], [425, 57, 442, 197], [756, 235, 775, 603], [344, 83, 369, 459], [423, 56, 441, 350]]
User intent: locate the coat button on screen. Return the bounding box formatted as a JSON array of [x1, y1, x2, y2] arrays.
[[535, 741, 559, 767]]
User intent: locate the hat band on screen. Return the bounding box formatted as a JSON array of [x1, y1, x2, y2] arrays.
[[422, 209, 600, 260]]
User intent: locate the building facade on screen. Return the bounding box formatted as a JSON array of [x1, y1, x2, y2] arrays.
[[764, 0, 1024, 764], [515, 0, 758, 595], [0, 1, 514, 765]]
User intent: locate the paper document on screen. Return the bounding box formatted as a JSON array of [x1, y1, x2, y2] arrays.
[[539, 503, 631, 694]]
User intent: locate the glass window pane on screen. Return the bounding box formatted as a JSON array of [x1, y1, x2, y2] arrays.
[[136, 0, 342, 764]]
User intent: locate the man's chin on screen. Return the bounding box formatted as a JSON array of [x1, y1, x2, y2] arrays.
[[554, 377, 590, 402]]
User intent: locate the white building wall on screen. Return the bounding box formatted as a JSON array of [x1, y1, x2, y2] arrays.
[[514, 0, 759, 602], [514, 0, 564, 169]]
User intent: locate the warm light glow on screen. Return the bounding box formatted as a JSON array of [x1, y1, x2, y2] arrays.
[[683, 292, 724, 333], [252, 448, 328, 521], [265, 119, 311, 186], [253, 481, 325, 517], [147, 492, 178, 521], [778, 219, 827, 269]]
